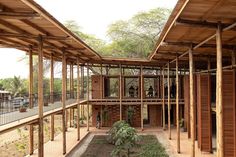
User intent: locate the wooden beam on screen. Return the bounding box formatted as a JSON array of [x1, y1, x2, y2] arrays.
[[168, 62, 171, 140], [189, 48, 195, 157], [175, 18, 234, 29], [119, 64, 122, 120], [162, 68, 166, 130], [0, 11, 40, 19], [162, 41, 235, 50], [176, 56, 180, 153], [86, 64, 90, 132], [37, 35, 44, 157], [216, 22, 223, 157], [77, 57, 80, 140], [140, 65, 144, 131], [62, 51, 67, 155]]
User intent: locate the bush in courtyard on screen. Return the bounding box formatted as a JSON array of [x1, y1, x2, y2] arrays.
[[107, 120, 139, 157], [107, 120, 128, 144]]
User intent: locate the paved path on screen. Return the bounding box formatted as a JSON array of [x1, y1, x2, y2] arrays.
[[0, 99, 77, 126]]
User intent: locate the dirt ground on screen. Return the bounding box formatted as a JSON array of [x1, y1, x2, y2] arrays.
[[0, 116, 63, 157], [81, 135, 168, 157]]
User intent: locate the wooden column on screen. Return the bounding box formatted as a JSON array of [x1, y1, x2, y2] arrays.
[[70, 63, 74, 98], [141, 65, 144, 130], [69, 64, 74, 127], [86, 64, 90, 131], [29, 46, 34, 155], [119, 64, 122, 120], [100, 64, 103, 126], [38, 35, 44, 157], [176, 56, 180, 153], [50, 54, 54, 103], [162, 68, 166, 130], [77, 58, 80, 140], [233, 50, 236, 157], [81, 66, 84, 117], [50, 53, 54, 141], [216, 22, 223, 157], [62, 51, 67, 154], [189, 48, 195, 157], [167, 62, 171, 139]]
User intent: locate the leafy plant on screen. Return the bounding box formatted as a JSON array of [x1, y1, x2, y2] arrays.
[[107, 121, 140, 157]]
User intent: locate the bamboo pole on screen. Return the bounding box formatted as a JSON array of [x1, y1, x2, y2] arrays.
[[162, 68, 166, 130], [28, 46, 34, 155], [50, 54, 54, 104], [38, 35, 44, 157], [207, 59, 212, 153], [119, 64, 122, 120], [100, 64, 103, 126], [189, 48, 195, 157], [176, 56, 180, 153], [50, 53, 54, 141], [81, 66, 84, 117], [216, 22, 223, 157], [168, 62, 171, 139], [62, 51, 67, 154], [77, 57, 80, 140], [86, 64, 90, 131], [141, 65, 144, 131], [69, 64, 73, 127]]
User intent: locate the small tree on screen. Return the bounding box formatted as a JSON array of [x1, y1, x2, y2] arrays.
[[108, 121, 139, 157]]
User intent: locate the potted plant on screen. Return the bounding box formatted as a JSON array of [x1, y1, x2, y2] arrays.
[[19, 105, 27, 112]]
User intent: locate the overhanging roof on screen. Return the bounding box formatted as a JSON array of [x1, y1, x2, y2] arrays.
[[149, 0, 236, 64], [0, 0, 102, 63]]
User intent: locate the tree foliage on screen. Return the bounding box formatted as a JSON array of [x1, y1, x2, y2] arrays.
[[107, 121, 140, 157], [104, 8, 170, 58], [64, 7, 170, 58]]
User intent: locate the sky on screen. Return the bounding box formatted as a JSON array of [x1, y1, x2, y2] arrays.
[[0, 0, 177, 79]]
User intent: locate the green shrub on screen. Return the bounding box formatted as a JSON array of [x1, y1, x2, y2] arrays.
[[107, 120, 139, 157]]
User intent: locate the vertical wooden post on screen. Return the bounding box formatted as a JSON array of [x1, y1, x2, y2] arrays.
[[29, 47, 33, 108], [216, 22, 223, 157], [77, 57, 80, 140], [29, 46, 34, 155], [176, 56, 180, 153], [140, 65, 144, 131], [162, 68, 166, 130], [62, 51, 67, 155], [70, 63, 74, 98], [208, 58, 212, 153], [38, 35, 44, 157], [87, 64, 90, 131], [232, 49, 236, 157], [168, 62, 171, 139], [189, 47, 195, 157], [50, 53, 54, 141], [50, 54, 54, 104], [100, 64, 103, 126], [119, 64, 122, 121]]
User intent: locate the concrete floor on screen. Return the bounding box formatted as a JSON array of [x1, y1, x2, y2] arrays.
[[34, 127, 215, 157]]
